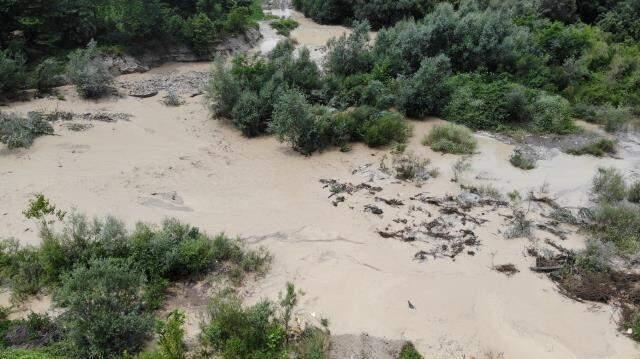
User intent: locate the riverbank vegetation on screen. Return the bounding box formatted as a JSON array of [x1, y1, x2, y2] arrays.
[[0, 0, 263, 99], [0, 195, 270, 357], [208, 0, 638, 155]]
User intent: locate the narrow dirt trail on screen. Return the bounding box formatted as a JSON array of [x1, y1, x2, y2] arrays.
[[1, 10, 639, 358]]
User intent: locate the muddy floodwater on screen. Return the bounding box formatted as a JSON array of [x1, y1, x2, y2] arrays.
[[2, 10, 640, 359]]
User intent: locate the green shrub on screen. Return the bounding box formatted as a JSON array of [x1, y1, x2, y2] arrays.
[[629, 181, 640, 204], [325, 21, 373, 77], [223, 6, 255, 35], [509, 150, 536, 170], [270, 89, 320, 155], [361, 112, 410, 148], [271, 18, 299, 36], [422, 123, 476, 154], [232, 91, 264, 137], [200, 292, 285, 358], [0, 112, 54, 149], [183, 13, 217, 56], [66, 40, 113, 99], [575, 239, 615, 273], [54, 258, 154, 358], [163, 90, 184, 107], [397, 55, 452, 118], [590, 202, 640, 254], [567, 138, 617, 157], [0, 240, 46, 298], [0, 50, 26, 99], [531, 93, 576, 134], [399, 342, 423, 359], [573, 104, 635, 133], [207, 60, 242, 118], [592, 167, 627, 203], [145, 310, 186, 359], [31, 59, 63, 94]]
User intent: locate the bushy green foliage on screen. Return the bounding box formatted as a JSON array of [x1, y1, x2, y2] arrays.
[[399, 342, 423, 359], [590, 202, 640, 253], [206, 40, 321, 139], [574, 104, 635, 132], [66, 40, 113, 99], [597, 0, 640, 42], [397, 55, 452, 118], [294, 0, 435, 29], [567, 138, 617, 157], [54, 258, 153, 358], [0, 50, 26, 99], [31, 59, 63, 94], [200, 291, 285, 358], [592, 167, 627, 203], [361, 112, 410, 148], [271, 18, 299, 36], [0, 196, 271, 357], [201, 283, 329, 359], [0, 112, 54, 149], [629, 181, 640, 204], [325, 21, 373, 77], [509, 151, 536, 170], [422, 123, 477, 154], [531, 93, 576, 134], [270, 89, 319, 155], [139, 310, 187, 359]]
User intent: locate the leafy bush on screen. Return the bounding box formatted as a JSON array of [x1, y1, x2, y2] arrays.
[[361, 112, 410, 148], [31, 58, 63, 94], [509, 150, 536, 170], [0, 112, 54, 149], [66, 41, 113, 99], [573, 104, 635, 133], [597, 0, 640, 42], [590, 202, 640, 253], [567, 138, 617, 157], [422, 123, 476, 154], [270, 89, 319, 155], [200, 291, 285, 358], [139, 310, 186, 359], [0, 50, 26, 99], [592, 167, 627, 203], [232, 91, 264, 137], [207, 60, 242, 118], [325, 21, 373, 77], [531, 93, 576, 134], [629, 181, 640, 204], [399, 342, 423, 359], [397, 55, 452, 118], [271, 18, 299, 36], [54, 258, 154, 358], [2, 196, 270, 300], [163, 90, 184, 107]]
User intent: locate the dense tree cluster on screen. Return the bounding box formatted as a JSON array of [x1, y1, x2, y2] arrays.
[[0, 0, 261, 99], [292, 0, 436, 29]]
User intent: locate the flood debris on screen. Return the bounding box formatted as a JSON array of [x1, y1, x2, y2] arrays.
[[493, 263, 519, 276], [364, 205, 383, 215]]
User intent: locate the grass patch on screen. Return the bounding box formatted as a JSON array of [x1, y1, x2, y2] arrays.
[[422, 123, 476, 154], [567, 138, 617, 157], [271, 18, 299, 36], [592, 167, 627, 203], [0, 112, 54, 149]]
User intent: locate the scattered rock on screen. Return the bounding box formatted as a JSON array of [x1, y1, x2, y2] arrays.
[[128, 85, 159, 98], [364, 205, 383, 215]]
